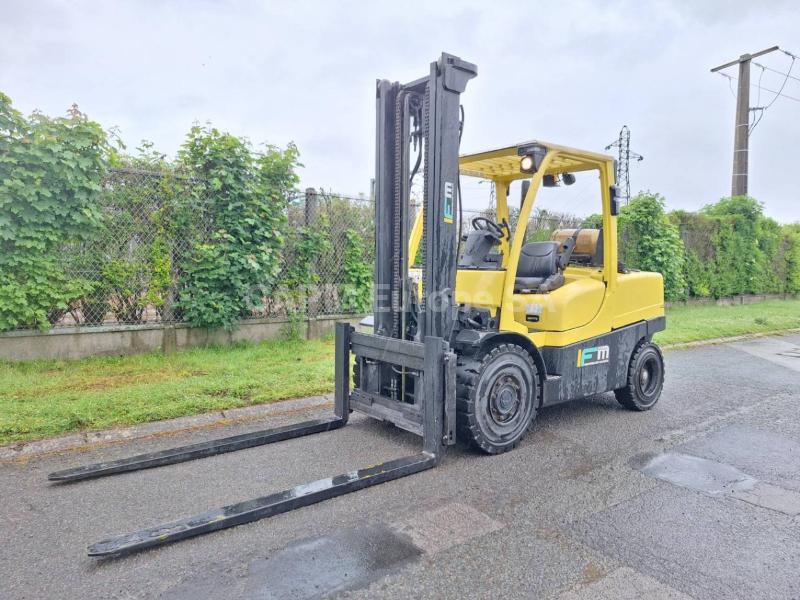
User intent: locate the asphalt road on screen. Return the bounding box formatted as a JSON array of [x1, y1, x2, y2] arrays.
[[2, 333, 800, 599]]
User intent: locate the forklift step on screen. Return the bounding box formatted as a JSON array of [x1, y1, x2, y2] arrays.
[[48, 417, 344, 483], [87, 452, 437, 557]]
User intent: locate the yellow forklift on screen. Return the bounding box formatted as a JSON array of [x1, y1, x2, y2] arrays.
[[52, 53, 665, 556]]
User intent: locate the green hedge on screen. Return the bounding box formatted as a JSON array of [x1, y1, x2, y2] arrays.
[[671, 196, 799, 298], [618, 193, 687, 300], [0, 95, 108, 330]]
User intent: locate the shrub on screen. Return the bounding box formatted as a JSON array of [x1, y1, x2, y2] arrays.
[[0, 95, 108, 331], [781, 224, 800, 293], [699, 196, 780, 297], [175, 126, 300, 329], [339, 229, 373, 313], [618, 193, 687, 300], [279, 223, 331, 330]]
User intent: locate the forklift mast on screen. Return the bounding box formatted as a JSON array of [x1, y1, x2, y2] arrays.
[[374, 54, 477, 342]]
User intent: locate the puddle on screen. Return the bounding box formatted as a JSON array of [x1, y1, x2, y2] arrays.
[[164, 524, 422, 600], [678, 424, 800, 490], [243, 524, 421, 599], [164, 524, 420, 600], [635, 451, 800, 516], [163, 503, 505, 599], [636, 452, 756, 495], [731, 338, 800, 372]]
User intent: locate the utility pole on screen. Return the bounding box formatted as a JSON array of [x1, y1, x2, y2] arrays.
[[711, 46, 779, 197]]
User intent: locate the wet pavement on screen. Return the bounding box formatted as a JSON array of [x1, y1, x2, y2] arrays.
[[1, 332, 799, 599]]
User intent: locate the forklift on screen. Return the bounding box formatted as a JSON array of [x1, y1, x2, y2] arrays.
[[50, 53, 665, 557]]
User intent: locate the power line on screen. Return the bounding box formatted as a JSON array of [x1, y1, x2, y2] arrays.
[[753, 61, 800, 84], [716, 72, 800, 104], [760, 54, 796, 110]]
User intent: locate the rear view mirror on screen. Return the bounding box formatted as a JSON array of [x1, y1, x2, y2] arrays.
[[609, 185, 621, 216], [520, 180, 530, 209]]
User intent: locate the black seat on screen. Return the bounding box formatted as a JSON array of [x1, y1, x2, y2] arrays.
[[515, 241, 562, 293], [514, 235, 579, 293]]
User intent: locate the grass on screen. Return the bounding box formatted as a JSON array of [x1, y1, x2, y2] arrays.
[[0, 337, 336, 446], [1, 298, 798, 446], [654, 298, 800, 345]]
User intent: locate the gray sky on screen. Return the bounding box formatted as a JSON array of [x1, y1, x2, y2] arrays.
[[3, 0, 799, 221]]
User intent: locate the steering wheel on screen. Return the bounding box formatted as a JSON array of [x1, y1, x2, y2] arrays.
[[471, 217, 505, 239]]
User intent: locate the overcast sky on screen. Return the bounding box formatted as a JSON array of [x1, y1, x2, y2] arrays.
[[3, 0, 799, 221]]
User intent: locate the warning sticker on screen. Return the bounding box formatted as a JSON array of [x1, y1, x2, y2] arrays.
[[443, 181, 454, 224]]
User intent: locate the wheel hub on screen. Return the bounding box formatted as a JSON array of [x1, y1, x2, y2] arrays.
[[489, 375, 522, 424], [640, 367, 650, 388], [638, 356, 659, 396]]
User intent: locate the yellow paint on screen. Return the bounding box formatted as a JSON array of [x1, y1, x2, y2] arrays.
[[511, 274, 605, 331], [404, 141, 664, 351], [408, 209, 423, 260], [455, 270, 505, 311], [495, 182, 510, 264], [611, 271, 665, 329]]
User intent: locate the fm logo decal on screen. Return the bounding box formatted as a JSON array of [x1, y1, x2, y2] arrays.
[[443, 181, 454, 224], [577, 345, 609, 367]]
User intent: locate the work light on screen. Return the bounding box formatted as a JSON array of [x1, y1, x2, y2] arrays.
[[520, 155, 535, 172], [517, 143, 547, 174]]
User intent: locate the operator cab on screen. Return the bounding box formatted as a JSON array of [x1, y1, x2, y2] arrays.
[[447, 140, 620, 333]]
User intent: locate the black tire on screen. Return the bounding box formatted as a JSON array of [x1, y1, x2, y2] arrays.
[[457, 343, 539, 454], [614, 341, 664, 411]]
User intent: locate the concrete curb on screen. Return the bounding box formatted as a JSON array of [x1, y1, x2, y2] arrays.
[[3, 329, 798, 462], [661, 328, 800, 351], [0, 394, 334, 463]]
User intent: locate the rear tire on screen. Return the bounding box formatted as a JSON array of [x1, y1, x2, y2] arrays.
[[615, 341, 664, 411], [457, 343, 539, 454]]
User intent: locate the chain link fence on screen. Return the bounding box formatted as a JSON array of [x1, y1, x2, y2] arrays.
[[48, 171, 767, 332], [43, 169, 374, 329]]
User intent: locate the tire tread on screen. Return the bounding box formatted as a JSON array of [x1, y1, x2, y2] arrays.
[[456, 343, 538, 454], [614, 341, 664, 411]]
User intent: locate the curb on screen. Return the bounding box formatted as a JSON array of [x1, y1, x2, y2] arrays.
[[0, 394, 334, 463], [3, 329, 797, 462], [661, 328, 800, 351]]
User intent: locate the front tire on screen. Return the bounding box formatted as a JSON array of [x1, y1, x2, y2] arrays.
[[457, 343, 539, 454], [615, 341, 664, 411]]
